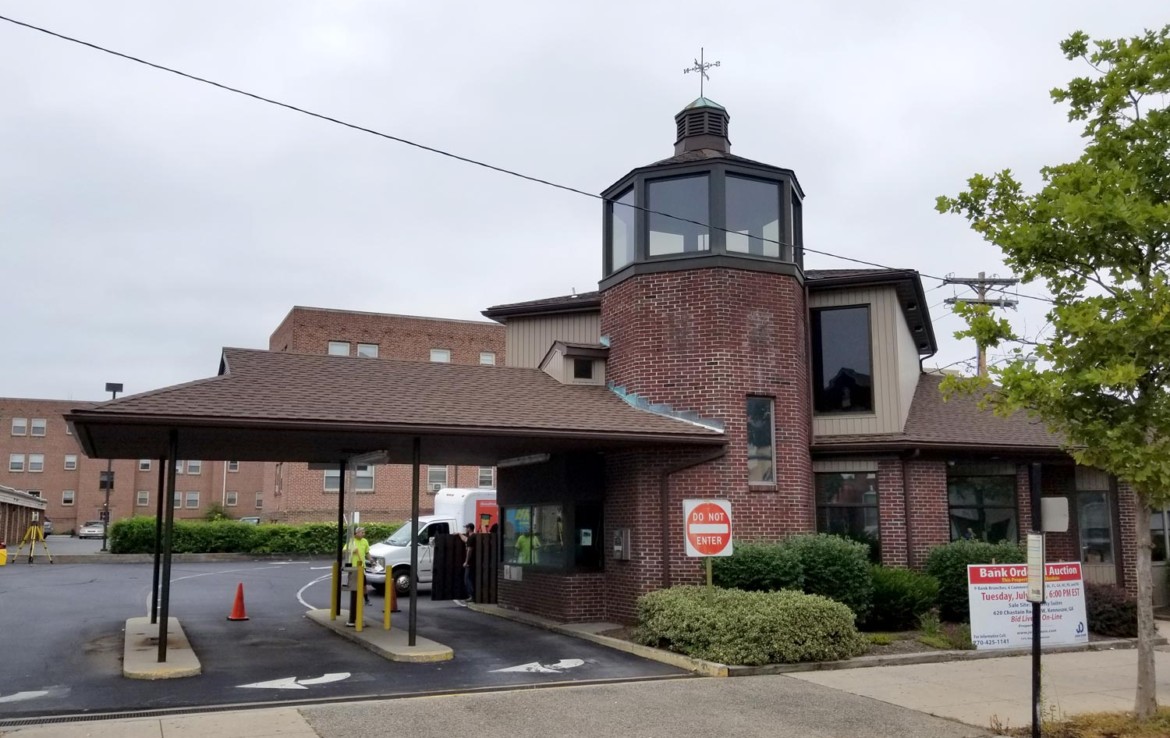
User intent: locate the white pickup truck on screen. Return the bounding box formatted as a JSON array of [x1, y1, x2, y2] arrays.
[[365, 488, 498, 595]]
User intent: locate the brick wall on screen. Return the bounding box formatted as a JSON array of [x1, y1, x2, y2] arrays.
[[498, 572, 607, 622], [1117, 480, 1139, 596], [877, 459, 908, 567], [905, 459, 949, 566]]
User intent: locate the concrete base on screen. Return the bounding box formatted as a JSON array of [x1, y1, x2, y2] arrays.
[[123, 617, 202, 680], [305, 608, 453, 662]]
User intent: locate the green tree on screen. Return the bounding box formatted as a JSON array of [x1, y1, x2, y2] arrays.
[[937, 26, 1170, 718]]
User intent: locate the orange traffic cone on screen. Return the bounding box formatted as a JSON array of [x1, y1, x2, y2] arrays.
[[390, 584, 400, 613], [227, 582, 249, 621]]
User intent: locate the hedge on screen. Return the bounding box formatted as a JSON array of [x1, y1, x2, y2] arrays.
[[634, 585, 868, 665], [865, 565, 940, 632], [108, 517, 401, 555], [924, 540, 1026, 622], [711, 542, 804, 593], [1085, 583, 1138, 638]]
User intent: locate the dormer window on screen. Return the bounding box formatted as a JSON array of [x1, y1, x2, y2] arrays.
[[573, 359, 594, 380]]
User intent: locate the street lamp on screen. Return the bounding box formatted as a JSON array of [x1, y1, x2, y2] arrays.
[[100, 382, 122, 552]]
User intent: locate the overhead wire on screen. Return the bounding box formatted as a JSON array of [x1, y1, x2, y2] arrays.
[[0, 13, 1058, 304]]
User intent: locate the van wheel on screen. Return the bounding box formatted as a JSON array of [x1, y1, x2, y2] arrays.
[[392, 568, 412, 596]]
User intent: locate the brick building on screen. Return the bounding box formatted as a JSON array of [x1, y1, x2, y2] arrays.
[[66, 96, 1155, 622]]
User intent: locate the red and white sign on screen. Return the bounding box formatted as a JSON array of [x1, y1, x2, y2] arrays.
[[683, 499, 733, 557], [967, 562, 1088, 650]]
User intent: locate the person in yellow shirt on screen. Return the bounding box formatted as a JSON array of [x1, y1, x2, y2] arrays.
[[345, 527, 371, 626]]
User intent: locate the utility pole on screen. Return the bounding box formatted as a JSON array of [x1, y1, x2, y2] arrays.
[[944, 272, 1019, 377]]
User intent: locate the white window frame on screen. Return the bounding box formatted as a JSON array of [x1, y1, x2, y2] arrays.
[[175, 460, 184, 475], [11, 417, 27, 436], [430, 348, 451, 363], [327, 341, 350, 356], [427, 465, 448, 493], [324, 468, 341, 493], [255, 493, 263, 510], [173, 492, 182, 507], [186, 460, 202, 475], [225, 491, 239, 507], [139, 459, 152, 471], [355, 464, 375, 493], [480, 352, 496, 365], [357, 343, 379, 358], [185, 491, 200, 509], [478, 467, 495, 488], [30, 418, 47, 437], [8, 454, 24, 472], [227, 460, 239, 472], [62, 490, 75, 506], [28, 454, 44, 473], [64, 454, 78, 471], [137, 490, 150, 507]]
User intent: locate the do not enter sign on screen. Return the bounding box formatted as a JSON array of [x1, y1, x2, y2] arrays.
[[684, 499, 733, 557]]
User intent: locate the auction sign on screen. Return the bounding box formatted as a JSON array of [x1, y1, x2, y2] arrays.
[[967, 562, 1088, 650]]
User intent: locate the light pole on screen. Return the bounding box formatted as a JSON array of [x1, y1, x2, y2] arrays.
[[100, 382, 122, 552]]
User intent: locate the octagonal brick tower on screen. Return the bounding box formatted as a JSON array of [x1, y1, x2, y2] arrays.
[[598, 98, 813, 611]]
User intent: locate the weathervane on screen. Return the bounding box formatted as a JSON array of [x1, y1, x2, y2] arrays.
[[683, 47, 720, 97]]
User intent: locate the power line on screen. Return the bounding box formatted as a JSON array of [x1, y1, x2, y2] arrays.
[[0, 13, 1057, 303]]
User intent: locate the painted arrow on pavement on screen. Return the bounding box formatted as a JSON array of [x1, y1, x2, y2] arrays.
[[0, 691, 51, 704], [491, 659, 585, 674], [238, 672, 351, 689]]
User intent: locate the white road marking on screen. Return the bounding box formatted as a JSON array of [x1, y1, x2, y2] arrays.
[[297, 574, 332, 610], [0, 691, 50, 703], [238, 672, 350, 690], [140, 565, 292, 617], [491, 658, 585, 674]]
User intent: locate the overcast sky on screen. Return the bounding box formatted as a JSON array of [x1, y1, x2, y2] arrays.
[[1, 1, 1164, 401]]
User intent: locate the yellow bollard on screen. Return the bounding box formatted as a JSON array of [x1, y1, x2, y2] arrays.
[[384, 584, 392, 631], [355, 567, 365, 632], [0, 543, 7, 567], [330, 561, 339, 620]]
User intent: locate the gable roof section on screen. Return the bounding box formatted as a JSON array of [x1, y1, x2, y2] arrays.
[[67, 348, 723, 463], [812, 374, 1066, 454]]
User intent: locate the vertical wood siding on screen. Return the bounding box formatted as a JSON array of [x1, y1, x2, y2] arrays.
[[505, 312, 602, 368]]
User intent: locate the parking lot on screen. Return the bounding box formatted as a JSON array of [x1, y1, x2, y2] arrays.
[[0, 560, 684, 721]]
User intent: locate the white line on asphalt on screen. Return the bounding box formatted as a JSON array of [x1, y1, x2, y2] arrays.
[[297, 574, 332, 610], [140, 565, 293, 617]]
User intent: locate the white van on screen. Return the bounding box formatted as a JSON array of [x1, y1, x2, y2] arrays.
[[365, 488, 498, 594]]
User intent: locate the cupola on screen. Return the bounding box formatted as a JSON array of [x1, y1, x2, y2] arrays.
[[600, 98, 805, 290]]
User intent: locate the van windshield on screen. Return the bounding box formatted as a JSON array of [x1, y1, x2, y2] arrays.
[[384, 523, 414, 546]]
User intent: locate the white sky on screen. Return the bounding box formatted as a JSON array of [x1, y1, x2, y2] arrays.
[[1, 1, 1165, 400]]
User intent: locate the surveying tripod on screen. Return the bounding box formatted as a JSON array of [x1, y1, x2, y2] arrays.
[[16, 523, 53, 564]]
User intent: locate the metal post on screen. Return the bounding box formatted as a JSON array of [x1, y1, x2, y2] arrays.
[[100, 384, 120, 552], [409, 437, 420, 647], [150, 455, 165, 624], [1030, 462, 1043, 738], [334, 460, 345, 621], [158, 430, 178, 663]]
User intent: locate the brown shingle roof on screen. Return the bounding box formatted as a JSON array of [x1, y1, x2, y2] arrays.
[[812, 374, 1066, 453]]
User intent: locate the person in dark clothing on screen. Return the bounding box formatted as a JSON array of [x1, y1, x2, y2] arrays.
[[462, 523, 477, 601]]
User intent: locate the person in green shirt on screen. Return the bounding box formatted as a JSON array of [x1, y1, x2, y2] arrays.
[[345, 527, 371, 625]]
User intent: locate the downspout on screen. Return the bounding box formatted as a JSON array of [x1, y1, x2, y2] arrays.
[[902, 448, 920, 568], [659, 446, 728, 589]]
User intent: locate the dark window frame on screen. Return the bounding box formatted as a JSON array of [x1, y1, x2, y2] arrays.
[[810, 305, 875, 415], [815, 471, 880, 562], [947, 472, 1019, 544], [746, 396, 775, 486]]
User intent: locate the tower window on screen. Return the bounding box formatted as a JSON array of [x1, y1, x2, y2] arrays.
[[726, 175, 782, 258], [609, 187, 637, 272], [647, 174, 709, 256]]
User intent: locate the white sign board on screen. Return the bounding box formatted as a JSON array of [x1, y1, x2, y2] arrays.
[[967, 562, 1088, 650], [1026, 533, 1045, 603], [683, 499, 733, 557]]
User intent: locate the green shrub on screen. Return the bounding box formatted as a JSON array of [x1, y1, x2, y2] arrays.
[[711, 542, 804, 592], [924, 540, 1026, 622], [634, 586, 868, 665], [1085, 583, 1138, 638], [785, 534, 874, 622], [108, 517, 401, 555], [866, 565, 940, 632]]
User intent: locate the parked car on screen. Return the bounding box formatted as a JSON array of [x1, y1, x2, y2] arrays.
[[238, 516, 261, 525], [42, 519, 53, 535], [78, 521, 106, 539]]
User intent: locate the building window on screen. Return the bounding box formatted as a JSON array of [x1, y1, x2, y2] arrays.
[[9, 454, 24, 472], [63, 454, 78, 470], [478, 467, 494, 488], [26, 490, 40, 499], [816, 472, 880, 561], [11, 418, 27, 436], [648, 174, 710, 256], [30, 418, 47, 437], [948, 468, 1018, 543], [185, 491, 200, 509], [173, 491, 182, 507], [726, 175, 782, 258], [139, 459, 152, 471], [573, 359, 593, 380], [225, 491, 238, 506], [227, 460, 239, 472], [1153, 509, 1170, 563], [62, 490, 75, 506], [356, 343, 379, 358], [324, 467, 341, 492], [746, 397, 775, 484], [430, 348, 451, 363], [355, 464, 374, 493], [609, 186, 637, 272], [502, 504, 567, 568], [186, 460, 202, 475], [427, 466, 448, 493], [28, 454, 44, 473], [811, 306, 874, 414], [1078, 491, 1114, 564], [480, 352, 496, 365], [327, 341, 350, 356], [175, 460, 184, 475], [137, 490, 150, 507], [255, 492, 263, 510]]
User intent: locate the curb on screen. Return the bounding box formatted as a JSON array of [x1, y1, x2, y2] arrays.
[[467, 602, 1165, 678]]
